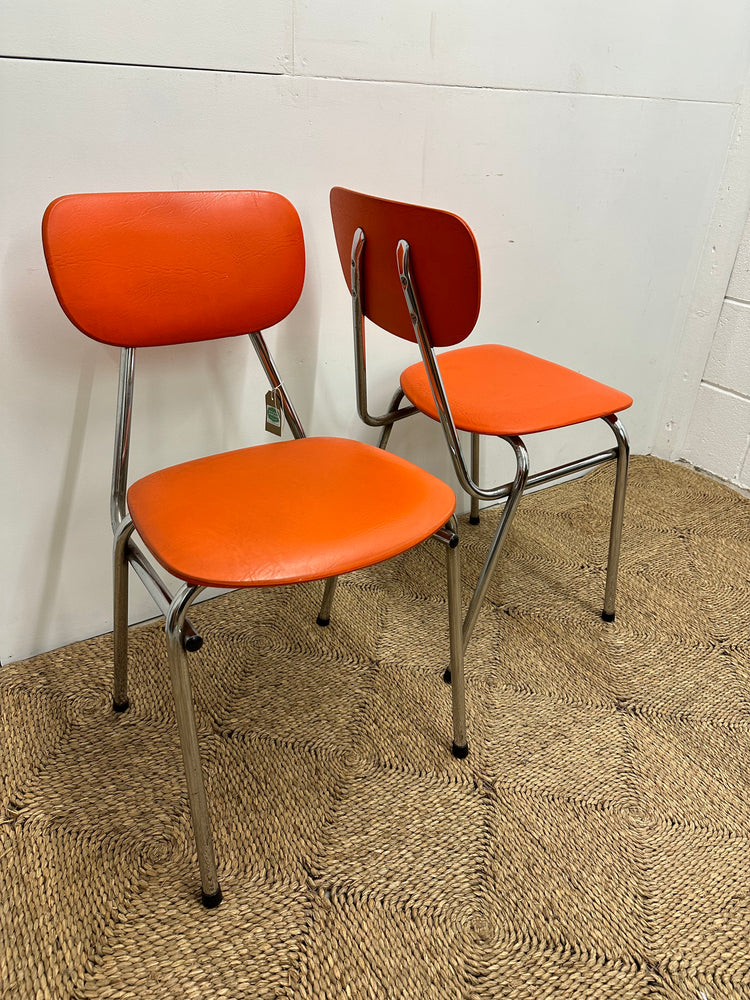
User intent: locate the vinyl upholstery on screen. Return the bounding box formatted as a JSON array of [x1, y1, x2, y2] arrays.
[[329, 186, 481, 347], [128, 437, 456, 588], [42, 190, 305, 347], [401, 344, 633, 436]]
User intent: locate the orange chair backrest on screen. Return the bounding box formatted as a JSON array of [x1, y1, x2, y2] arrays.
[[329, 187, 481, 348], [42, 190, 305, 348]]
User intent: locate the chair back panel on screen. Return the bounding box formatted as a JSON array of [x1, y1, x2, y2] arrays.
[[330, 187, 481, 347], [42, 190, 305, 347]]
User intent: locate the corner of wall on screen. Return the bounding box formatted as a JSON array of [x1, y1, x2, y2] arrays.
[[652, 69, 750, 465]]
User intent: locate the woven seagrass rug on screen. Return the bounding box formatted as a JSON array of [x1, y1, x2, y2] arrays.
[[2, 455, 749, 999]]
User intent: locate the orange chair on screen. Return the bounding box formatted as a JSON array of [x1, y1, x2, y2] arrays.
[[42, 190, 467, 907], [329, 187, 632, 651]]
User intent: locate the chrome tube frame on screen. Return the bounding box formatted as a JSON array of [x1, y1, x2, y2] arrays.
[[377, 387, 406, 450], [110, 347, 202, 650], [460, 438, 529, 652], [602, 414, 630, 620], [248, 331, 306, 440], [395, 238, 629, 645], [433, 519, 467, 756], [317, 575, 338, 627], [113, 516, 135, 711], [396, 240, 623, 504], [165, 582, 222, 907], [127, 539, 177, 614], [350, 229, 418, 431], [110, 347, 135, 532], [398, 240, 496, 503], [470, 434, 481, 524]]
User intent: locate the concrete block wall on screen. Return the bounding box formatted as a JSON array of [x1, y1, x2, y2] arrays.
[[2, 1, 750, 661], [679, 212, 750, 487]]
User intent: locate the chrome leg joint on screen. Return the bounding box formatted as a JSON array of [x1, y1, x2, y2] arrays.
[[433, 522, 459, 548]]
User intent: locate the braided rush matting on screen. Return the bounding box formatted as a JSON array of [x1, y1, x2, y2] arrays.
[[2, 455, 749, 998]]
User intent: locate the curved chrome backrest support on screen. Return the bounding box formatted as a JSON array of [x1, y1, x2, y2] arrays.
[[350, 227, 418, 430]]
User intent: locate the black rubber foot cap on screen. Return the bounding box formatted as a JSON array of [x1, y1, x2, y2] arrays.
[[452, 742, 469, 760], [201, 887, 223, 908], [316, 616, 330, 627], [469, 515, 480, 525], [185, 635, 204, 653], [443, 668, 452, 684], [601, 611, 615, 623], [113, 699, 129, 713]]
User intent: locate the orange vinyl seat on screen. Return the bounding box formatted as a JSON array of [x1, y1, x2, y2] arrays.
[[42, 190, 466, 909], [127, 436, 455, 588], [328, 187, 632, 652], [399, 343, 632, 437]]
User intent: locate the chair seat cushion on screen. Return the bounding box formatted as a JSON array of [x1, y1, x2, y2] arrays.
[[127, 436, 455, 588], [400, 344, 633, 436]]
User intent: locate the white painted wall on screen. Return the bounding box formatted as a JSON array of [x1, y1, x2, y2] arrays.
[[2, 1, 750, 661], [677, 211, 750, 488], [2, 0, 292, 72], [653, 72, 750, 487]]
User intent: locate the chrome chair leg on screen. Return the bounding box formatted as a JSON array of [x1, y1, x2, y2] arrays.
[[165, 583, 222, 908], [445, 528, 467, 757], [316, 384, 406, 626], [601, 415, 630, 622], [470, 433, 481, 525], [462, 437, 530, 653], [316, 384, 405, 628], [317, 576, 338, 626], [377, 387, 406, 450], [113, 517, 135, 712]]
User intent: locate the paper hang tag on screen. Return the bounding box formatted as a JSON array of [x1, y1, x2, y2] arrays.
[[265, 389, 283, 436]]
